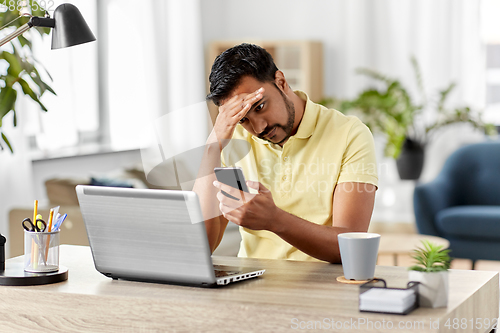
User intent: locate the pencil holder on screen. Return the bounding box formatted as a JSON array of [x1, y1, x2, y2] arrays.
[[24, 230, 60, 273]]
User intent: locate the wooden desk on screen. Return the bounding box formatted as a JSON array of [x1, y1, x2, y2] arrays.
[[0, 245, 497, 332]]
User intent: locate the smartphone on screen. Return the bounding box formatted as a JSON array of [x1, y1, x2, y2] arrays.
[[214, 167, 249, 200]]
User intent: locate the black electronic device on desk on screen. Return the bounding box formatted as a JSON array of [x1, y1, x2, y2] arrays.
[[0, 233, 5, 271], [359, 278, 419, 315]]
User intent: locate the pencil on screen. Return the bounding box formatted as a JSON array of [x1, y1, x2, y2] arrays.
[[45, 209, 54, 262], [33, 200, 38, 228], [31, 200, 38, 269], [47, 209, 54, 232]]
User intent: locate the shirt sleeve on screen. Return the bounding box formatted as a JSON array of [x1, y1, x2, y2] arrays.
[[337, 120, 379, 188]]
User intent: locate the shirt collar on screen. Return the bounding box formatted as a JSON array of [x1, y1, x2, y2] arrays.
[[293, 90, 317, 139], [250, 90, 318, 146]]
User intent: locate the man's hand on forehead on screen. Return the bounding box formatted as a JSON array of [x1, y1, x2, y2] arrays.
[[222, 87, 264, 111], [212, 87, 264, 150]]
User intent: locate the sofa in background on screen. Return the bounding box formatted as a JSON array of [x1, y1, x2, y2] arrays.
[[414, 141, 500, 269]]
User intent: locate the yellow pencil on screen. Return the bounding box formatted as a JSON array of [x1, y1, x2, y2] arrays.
[[45, 209, 54, 262], [33, 200, 38, 227], [31, 200, 39, 269], [47, 209, 54, 232]]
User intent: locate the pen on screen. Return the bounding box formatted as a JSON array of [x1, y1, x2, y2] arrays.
[[45, 209, 54, 262], [33, 200, 38, 230], [52, 214, 67, 231], [52, 206, 60, 227]]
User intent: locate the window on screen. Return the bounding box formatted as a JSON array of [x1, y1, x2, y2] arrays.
[[25, 0, 98, 152], [102, 0, 161, 151], [481, 0, 500, 127]]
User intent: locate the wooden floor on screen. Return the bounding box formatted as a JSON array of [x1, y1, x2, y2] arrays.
[[370, 222, 500, 272]]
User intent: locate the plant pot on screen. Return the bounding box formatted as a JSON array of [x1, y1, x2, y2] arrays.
[[396, 138, 424, 180], [408, 270, 448, 308]]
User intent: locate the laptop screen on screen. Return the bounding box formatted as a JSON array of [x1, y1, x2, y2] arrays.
[[76, 185, 216, 285]]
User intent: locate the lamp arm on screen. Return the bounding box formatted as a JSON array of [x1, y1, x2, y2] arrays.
[[0, 22, 32, 47], [0, 16, 55, 47]]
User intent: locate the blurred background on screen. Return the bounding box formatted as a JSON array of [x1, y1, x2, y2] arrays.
[[1, 0, 499, 262]]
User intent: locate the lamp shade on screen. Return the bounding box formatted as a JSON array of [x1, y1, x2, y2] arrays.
[[51, 3, 96, 50]]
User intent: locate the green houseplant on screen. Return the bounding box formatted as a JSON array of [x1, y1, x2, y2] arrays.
[[0, 5, 55, 153], [408, 240, 451, 308], [408, 240, 451, 272], [321, 57, 497, 179]]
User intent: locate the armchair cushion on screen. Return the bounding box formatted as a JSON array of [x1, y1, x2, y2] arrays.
[[436, 206, 500, 241]]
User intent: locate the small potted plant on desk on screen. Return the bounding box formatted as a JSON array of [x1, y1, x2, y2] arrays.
[[408, 240, 451, 308]]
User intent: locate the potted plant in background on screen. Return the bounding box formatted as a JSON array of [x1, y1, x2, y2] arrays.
[[0, 4, 55, 153], [408, 240, 451, 308], [321, 57, 497, 180]]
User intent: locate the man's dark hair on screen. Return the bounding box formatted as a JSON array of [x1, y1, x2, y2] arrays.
[[207, 43, 279, 106]]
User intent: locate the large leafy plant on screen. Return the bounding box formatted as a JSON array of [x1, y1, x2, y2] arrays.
[[408, 240, 451, 273], [0, 4, 55, 153], [322, 57, 497, 159]]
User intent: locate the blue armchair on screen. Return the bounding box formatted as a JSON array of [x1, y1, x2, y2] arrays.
[[413, 141, 500, 268]]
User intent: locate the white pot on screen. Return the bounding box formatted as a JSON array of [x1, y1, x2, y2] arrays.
[[408, 270, 449, 308]]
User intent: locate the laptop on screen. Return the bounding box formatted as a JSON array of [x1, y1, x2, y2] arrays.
[[76, 185, 265, 287]]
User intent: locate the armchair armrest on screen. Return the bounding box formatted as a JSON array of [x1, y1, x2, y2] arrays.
[[413, 177, 456, 236]]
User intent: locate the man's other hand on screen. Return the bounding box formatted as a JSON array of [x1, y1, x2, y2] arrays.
[[213, 180, 278, 231]]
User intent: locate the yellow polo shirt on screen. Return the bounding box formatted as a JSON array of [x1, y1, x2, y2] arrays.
[[221, 91, 378, 261]]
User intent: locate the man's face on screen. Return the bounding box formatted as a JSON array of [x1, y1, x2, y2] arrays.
[[225, 76, 295, 145]]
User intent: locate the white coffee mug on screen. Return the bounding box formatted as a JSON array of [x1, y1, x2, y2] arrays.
[[338, 232, 380, 280]]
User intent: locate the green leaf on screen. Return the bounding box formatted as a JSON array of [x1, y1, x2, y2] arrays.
[[0, 86, 18, 120], [33, 26, 52, 36], [408, 265, 425, 272], [16, 78, 38, 100], [411, 55, 427, 105], [18, 35, 32, 49], [1, 11, 22, 28], [437, 82, 456, 113], [27, 67, 56, 97], [357, 67, 395, 85], [43, 81, 56, 96], [33, 57, 54, 81], [29, 68, 45, 94], [2, 51, 23, 78], [1, 132, 13, 153], [16, 77, 47, 111]]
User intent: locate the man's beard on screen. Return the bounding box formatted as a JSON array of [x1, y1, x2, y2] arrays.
[[259, 89, 295, 145]]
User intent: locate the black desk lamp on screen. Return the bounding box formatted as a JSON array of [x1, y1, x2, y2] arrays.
[[0, 3, 96, 49]]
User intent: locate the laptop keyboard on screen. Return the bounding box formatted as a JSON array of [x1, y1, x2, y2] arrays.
[[215, 269, 240, 278]]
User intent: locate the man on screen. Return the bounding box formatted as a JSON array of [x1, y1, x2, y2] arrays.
[[193, 43, 377, 263]]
